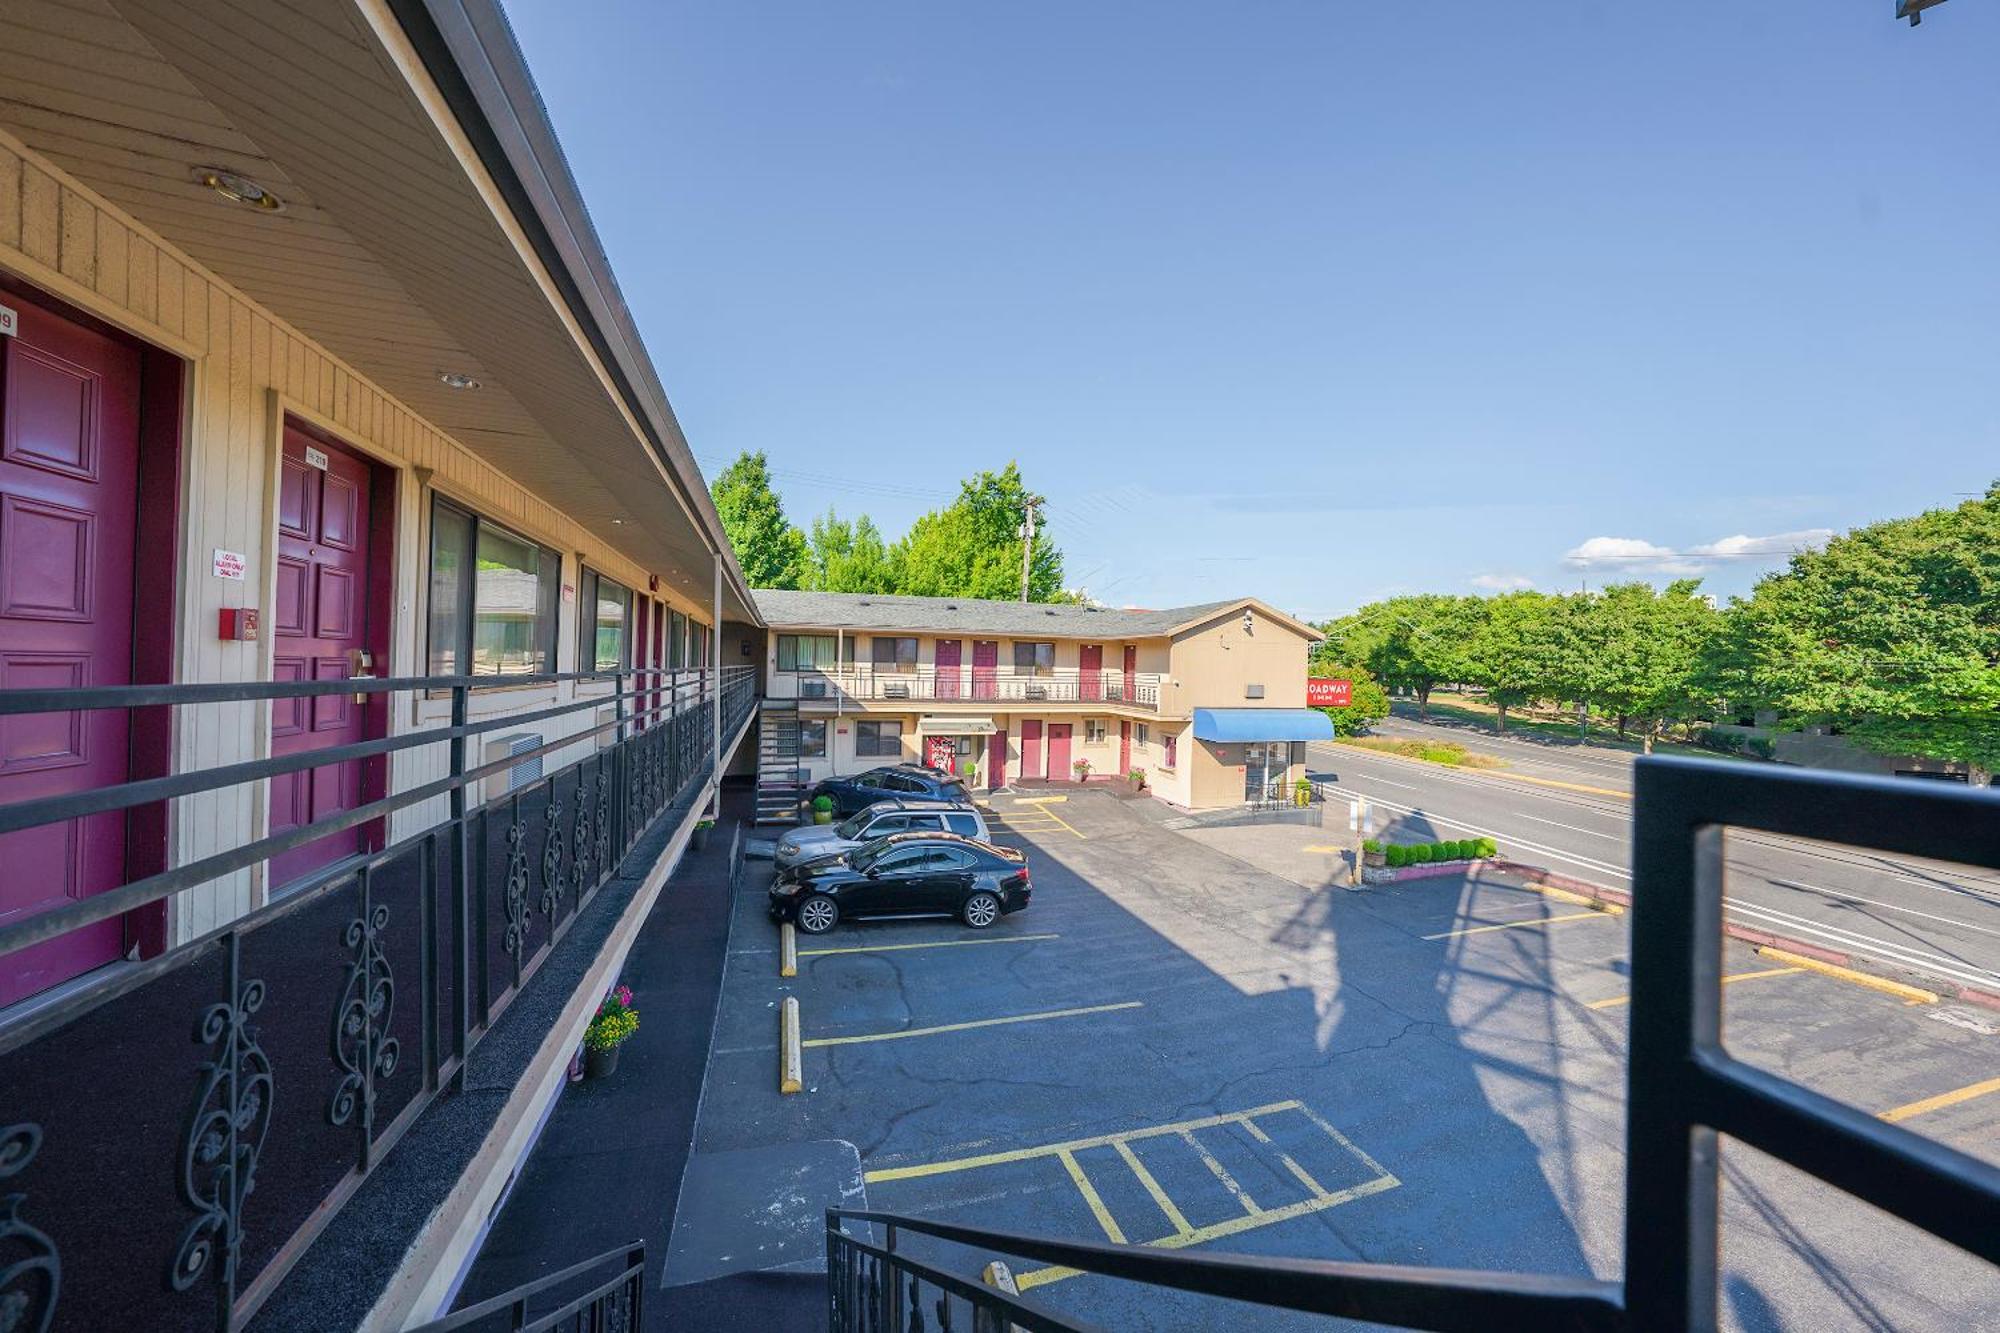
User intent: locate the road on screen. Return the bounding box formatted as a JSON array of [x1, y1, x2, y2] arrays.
[[1309, 710, 2000, 994]]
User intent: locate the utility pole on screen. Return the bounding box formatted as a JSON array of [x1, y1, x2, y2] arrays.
[[1018, 494, 1043, 602]]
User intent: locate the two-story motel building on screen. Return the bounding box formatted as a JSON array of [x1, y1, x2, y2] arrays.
[[751, 589, 1334, 811]]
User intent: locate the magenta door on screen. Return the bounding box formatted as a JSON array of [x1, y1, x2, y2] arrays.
[[1079, 644, 1102, 701], [0, 293, 142, 1006], [269, 427, 381, 889], [971, 639, 997, 700], [935, 638, 961, 700], [1020, 719, 1042, 779], [1120, 721, 1132, 775], [1046, 724, 1073, 782], [987, 728, 1007, 789], [1122, 645, 1137, 700]]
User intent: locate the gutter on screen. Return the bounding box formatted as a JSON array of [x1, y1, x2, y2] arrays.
[[385, 0, 761, 625]]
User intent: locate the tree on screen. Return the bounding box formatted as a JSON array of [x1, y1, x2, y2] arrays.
[[1305, 658, 1391, 736], [710, 452, 808, 588], [1328, 595, 1480, 719], [804, 509, 896, 593], [891, 463, 1066, 602], [1714, 486, 1999, 783], [1463, 591, 1564, 732]]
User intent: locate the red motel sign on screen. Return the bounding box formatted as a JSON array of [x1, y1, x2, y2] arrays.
[[1308, 678, 1352, 708]]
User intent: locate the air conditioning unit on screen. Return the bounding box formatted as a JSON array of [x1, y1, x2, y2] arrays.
[[482, 732, 543, 803], [799, 679, 828, 699], [1245, 683, 1265, 699]]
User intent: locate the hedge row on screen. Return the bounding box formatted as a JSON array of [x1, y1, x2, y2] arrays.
[[1365, 836, 1498, 868]]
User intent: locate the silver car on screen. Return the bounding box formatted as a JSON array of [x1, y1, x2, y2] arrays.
[[773, 799, 988, 871]]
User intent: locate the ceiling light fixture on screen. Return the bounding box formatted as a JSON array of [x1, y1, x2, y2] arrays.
[[436, 371, 481, 390], [611, 518, 624, 525], [195, 167, 284, 212]]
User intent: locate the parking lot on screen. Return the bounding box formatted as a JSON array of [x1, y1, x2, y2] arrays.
[[680, 789, 1999, 1330]]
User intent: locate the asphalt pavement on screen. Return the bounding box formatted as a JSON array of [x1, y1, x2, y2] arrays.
[[1310, 710, 2000, 995]]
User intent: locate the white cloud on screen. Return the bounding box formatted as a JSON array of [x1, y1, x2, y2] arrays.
[[1562, 529, 1832, 575], [1469, 573, 1536, 591]]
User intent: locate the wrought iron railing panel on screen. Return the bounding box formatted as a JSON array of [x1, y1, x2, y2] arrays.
[[409, 1241, 644, 1333], [0, 665, 756, 1333]]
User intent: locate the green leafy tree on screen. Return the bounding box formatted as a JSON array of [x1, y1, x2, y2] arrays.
[[710, 451, 808, 588], [1326, 595, 1480, 719], [804, 509, 896, 593], [1463, 590, 1564, 732], [891, 463, 1065, 601], [1304, 658, 1391, 736], [1550, 582, 1717, 750]]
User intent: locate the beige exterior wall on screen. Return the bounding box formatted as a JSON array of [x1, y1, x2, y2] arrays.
[[1166, 606, 1312, 710], [0, 130, 715, 943]]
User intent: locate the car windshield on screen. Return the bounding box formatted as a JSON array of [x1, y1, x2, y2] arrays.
[[847, 839, 895, 872], [834, 812, 870, 839]]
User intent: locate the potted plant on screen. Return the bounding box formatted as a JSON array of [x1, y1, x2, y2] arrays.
[[1362, 838, 1386, 868], [1072, 757, 1093, 783], [961, 758, 979, 787], [584, 985, 639, 1079], [811, 795, 834, 825], [1293, 777, 1312, 808], [1127, 767, 1147, 792], [691, 818, 714, 851]]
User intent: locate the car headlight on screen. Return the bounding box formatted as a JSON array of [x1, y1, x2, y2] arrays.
[[778, 841, 797, 854], [771, 881, 802, 896]]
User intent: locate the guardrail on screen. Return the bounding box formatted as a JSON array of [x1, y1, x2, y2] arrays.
[[0, 664, 754, 1331], [409, 1242, 644, 1333], [778, 668, 1162, 709]]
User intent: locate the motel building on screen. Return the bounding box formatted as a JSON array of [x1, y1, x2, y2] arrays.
[[750, 589, 1335, 814]]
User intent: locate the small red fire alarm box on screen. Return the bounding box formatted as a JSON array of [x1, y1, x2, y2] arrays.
[[219, 608, 259, 641]]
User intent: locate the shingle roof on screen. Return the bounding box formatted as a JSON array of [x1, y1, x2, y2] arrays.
[[750, 589, 1293, 638]]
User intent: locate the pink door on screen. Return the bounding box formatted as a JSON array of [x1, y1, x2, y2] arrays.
[[971, 640, 997, 700], [935, 638, 961, 700], [1079, 644, 1102, 701], [987, 729, 1007, 789], [1120, 721, 1132, 775], [269, 427, 381, 889], [0, 293, 142, 1006], [1047, 724, 1073, 782], [1122, 645, 1137, 700], [1020, 719, 1042, 780]]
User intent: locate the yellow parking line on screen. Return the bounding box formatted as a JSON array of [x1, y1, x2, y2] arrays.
[[1038, 804, 1086, 839], [1880, 1076, 2000, 1124], [1302, 845, 1348, 854], [1058, 1150, 1128, 1243], [1014, 795, 1069, 804], [803, 1001, 1141, 1048], [1113, 1139, 1194, 1237], [1240, 1117, 1330, 1197], [1422, 910, 1614, 941], [1179, 1130, 1260, 1215], [1586, 965, 1803, 1011], [797, 933, 1060, 958], [1755, 947, 1940, 1006]]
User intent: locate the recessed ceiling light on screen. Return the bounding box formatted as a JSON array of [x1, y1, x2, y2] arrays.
[[436, 371, 481, 390], [195, 167, 284, 212], [611, 518, 624, 525]]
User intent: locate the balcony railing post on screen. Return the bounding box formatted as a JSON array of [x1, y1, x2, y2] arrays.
[[448, 683, 470, 1090]]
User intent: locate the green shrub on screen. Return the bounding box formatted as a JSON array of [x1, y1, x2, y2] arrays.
[[1455, 840, 1472, 859], [1362, 839, 1381, 854], [1433, 842, 1452, 861], [1410, 844, 1434, 865], [1385, 844, 1408, 868], [1475, 836, 1497, 859], [811, 795, 833, 813]]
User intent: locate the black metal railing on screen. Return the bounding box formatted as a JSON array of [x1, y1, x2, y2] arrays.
[[0, 664, 755, 1333], [781, 668, 1162, 709], [410, 1242, 643, 1333], [829, 759, 2000, 1332]]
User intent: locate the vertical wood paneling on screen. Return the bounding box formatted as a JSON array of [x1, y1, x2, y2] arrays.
[[19, 161, 58, 266], [0, 142, 20, 250], [57, 184, 91, 283]]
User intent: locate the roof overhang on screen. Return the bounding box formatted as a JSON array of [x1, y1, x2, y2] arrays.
[[1192, 709, 1336, 744], [1170, 599, 1325, 642]]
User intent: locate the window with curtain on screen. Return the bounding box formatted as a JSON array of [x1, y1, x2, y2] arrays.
[[799, 720, 827, 758], [577, 568, 631, 672], [427, 497, 561, 678], [777, 634, 837, 670], [669, 609, 687, 668]]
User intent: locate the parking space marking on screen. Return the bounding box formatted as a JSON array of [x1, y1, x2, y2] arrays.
[[1755, 946, 1940, 1006], [1422, 909, 1615, 941], [863, 1100, 1399, 1292], [797, 933, 1060, 958], [803, 1000, 1142, 1048], [1585, 965, 1804, 1010], [1013, 795, 1069, 804], [1879, 1076, 2000, 1124]]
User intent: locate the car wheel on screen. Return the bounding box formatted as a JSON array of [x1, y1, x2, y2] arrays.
[[796, 894, 840, 935], [961, 891, 1001, 929]]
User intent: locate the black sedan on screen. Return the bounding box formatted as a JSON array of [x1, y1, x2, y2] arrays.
[[810, 764, 972, 818], [769, 832, 1030, 935]]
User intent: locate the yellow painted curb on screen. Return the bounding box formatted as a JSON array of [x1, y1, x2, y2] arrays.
[[780, 996, 804, 1094], [779, 922, 797, 978], [1014, 794, 1068, 804], [1756, 947, 1939, 1005], [1534, 884, 1623, 914]]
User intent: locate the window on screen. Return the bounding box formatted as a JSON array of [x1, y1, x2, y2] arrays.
[[856, 720, 903, 757], [882, 773, 926, 792], [871, 636, 917, 670], [1085, 719, 1107, 744], [669, 610, 687, 669], [1161, 733, 1178, 769], [1136, 724, 1150, 746], [577, 568, 631, 671], [778, 634, 838, 670], [945, 812, 980, 837], [1013, 641, 1054, 677], [799, 719, 827, 758], [427, 498, 561, 678]]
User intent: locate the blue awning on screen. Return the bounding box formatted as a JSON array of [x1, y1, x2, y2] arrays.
[[1192, 708, 1336, 743]]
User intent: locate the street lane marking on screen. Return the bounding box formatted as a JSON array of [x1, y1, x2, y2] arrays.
[[1113, 1139, 1194, 1236], [804, 1001, 1141, 1048], [1323, 741, 1631, 799], [1755, 947, 1939, 1005], [1518, 813, 1623, 841], [797, 933, 1060, 957], [1318, 784, 1632, 882], [1880, 1077, 2000, 1124], [1724, 901, 2000, 992], [1058, 1150, 1128, 1243], [1423, 910, 1617, 941], [1765, 878, 2000, 941], [1586, 966, 1804, 1010]]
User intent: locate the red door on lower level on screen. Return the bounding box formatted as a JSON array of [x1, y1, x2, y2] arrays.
[[268, 425, 387, 890], [935, 638, 961, 700], [987, 729, 1007, 789], [1046, 724, 1072, 782], [0, 291, 142, 1006], [1020, 719, 1042, 780]]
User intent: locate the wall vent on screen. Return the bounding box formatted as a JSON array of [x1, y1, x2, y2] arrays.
[[1245, 683, 1265, 699], [482, 732, 543, 801]]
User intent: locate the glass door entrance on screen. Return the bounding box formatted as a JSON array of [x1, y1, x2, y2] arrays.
[[1244, 742, 1292, 801]]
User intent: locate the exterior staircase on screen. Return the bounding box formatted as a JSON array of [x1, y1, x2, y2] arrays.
[[756, 699, 808, 824]]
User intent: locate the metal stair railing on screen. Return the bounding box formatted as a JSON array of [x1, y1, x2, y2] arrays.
[[410, 1242, 644, 1332]]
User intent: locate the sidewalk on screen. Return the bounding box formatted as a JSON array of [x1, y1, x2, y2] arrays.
[[450, 785, 779, 1328]]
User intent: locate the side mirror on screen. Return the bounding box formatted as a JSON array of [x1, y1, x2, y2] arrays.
[[865, 867, 881, 879]]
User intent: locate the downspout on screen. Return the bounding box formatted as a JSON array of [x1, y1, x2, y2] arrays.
[[834, 628, 845, 777], [710, 555, 722, 816]]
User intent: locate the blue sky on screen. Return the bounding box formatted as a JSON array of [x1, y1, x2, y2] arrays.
[[502, 2, 1998, 620]]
